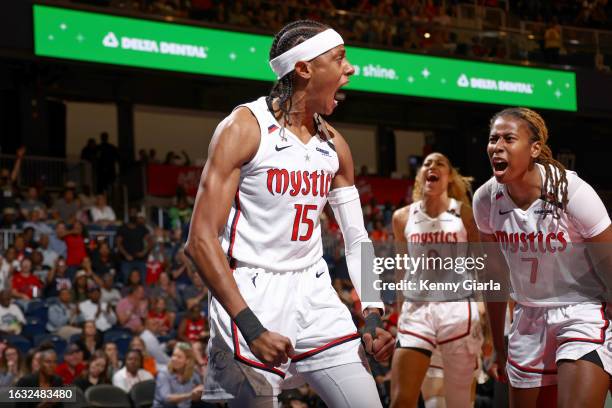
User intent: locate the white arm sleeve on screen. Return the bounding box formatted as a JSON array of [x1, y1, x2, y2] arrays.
[[566, 174, 611, 238], [328, 185, 385, 312]]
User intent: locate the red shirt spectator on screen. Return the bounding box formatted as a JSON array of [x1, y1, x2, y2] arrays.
[[55, 343, 86, 385], [179, 304, 207, 342], [145, 259, 163, 286], [65, 226, 87, 267], [12, 259, 43, 299]]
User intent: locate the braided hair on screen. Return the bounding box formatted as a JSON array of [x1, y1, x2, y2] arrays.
[[490, 107, 568, 217], [266, 20, 329, 127]]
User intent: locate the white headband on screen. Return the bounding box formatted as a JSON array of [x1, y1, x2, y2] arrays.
[[269, 29, 344, 79]]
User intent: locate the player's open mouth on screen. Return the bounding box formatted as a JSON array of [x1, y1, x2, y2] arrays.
[[492, 158, 508, 175], [425, 173, 440, 186], [333, 92, 345, 107]]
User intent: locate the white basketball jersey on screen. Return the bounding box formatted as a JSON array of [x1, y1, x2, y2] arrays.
[[403, 198, 471, 300], [473, 163, 612, 306], [220, 97, 339, 271]]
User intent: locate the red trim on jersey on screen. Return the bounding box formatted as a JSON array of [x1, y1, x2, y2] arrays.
[[398, 329, 436, 347], [430, 364, 444, 370], [559, 303, 609, 346], [438, 301, 472, 345], [495, 191, 504, 200], [268, 124, 279, 134], [290, 332, 360, 362], [231, 322, 285, 378], [507, 355, 557, 374], [227, 191, 241, 260]]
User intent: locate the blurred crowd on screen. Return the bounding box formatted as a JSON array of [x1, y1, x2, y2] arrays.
[[69, 0, 612, 70], [0, 143, 411, 407]]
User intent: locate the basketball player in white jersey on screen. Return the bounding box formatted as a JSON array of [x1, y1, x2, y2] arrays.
[[184, 20, 394, 407], [473, 107, 612, 407], [390, 152, 483, 408]]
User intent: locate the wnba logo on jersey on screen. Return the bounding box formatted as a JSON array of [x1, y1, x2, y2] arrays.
[[408, 232, 459, 243], [267, 168, 333, 197], [494, 230, 568, 253]]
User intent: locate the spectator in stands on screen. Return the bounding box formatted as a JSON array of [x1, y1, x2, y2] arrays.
[[73, 270, 91, 303], [112, 349, 153, 393], [116, 285, 148, 334], [19, 186, 46, 216], [38, 234, 58, 270], [80, 256, 104, 287], [178, 270, 208, 314], [77, 185, 97, 220], [122, 269, 144, 296], [23, 208, 53, 242], [153, 342, 203, 408], [13, 234, 27, 260], [0, 207, 18, 229], [79, 286, 117, 333], [49, 222, 68, 259], [0, 247, 18, 291], [16, 348, 63, 390], [191, 338, 209, 380], [55, 343, 86, 385], [149, 272, 179, 314], [0, 345, 25, 386], [80, 138, 98, 166], [129, 336, 158, 376], [65, 221, 88, 269], [104, 342, 122, 379], [148, 297, 173, 336], [91, 240, 117, 278], [11, 257, 43, 306], [52, 187, 79, 223], [0, 146, 25, 210], [0, 289, 25, 335], [90, 193, 117, 226], [370, 220, 389, 242], [178, 303, 207, 344], [149, 149, 160, 164], [140, 318, 171, 367], [138, 149, 149, 164], [31, 250, 49, 283], [46, 288, 83, 340], [75, 320, 103, 360], [44, 257, 71, 298], [544, 17, 562, 63], [74, 350, 110, 392], [100, 272, 121, 306], [96, 132, 120, 193], [116, 208, 151, 284], [168, 196, 192, 232], [25, 348, 42, 374]]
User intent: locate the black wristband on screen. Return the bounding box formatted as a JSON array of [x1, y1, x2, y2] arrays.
[[234, 307, 267, 344], [364, 312, 382, 339]]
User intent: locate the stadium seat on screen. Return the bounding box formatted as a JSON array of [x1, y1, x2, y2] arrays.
[[26, 302, 49, 323], [64, 386, 89, 408], [85, 384, 131, 408], [70, 333, 82, 344], [34, 334, 67, 356], [21, 317, 47, 340], [113, 334, 133, 359], [0, 387, 16, 408], [6, 335, 31, 355], [129, 379, 155, 408], [103, 328, 132, 342]]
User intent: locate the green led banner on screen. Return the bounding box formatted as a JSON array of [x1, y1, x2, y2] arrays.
[[33, 5, 577, 111]]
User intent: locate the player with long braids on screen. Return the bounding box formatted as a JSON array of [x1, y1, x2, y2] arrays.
[[185, 20, 394, 407], [474, 107, 612, 407]]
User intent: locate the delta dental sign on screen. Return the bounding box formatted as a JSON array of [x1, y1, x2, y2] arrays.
[[33, 5, 578, 111]]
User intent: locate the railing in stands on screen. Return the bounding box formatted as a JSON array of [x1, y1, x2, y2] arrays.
[[0, 154, 93, 191]]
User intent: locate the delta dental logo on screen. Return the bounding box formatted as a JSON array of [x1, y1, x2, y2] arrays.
[[102, 32, 208, 59], [457, 74, 534, 95]]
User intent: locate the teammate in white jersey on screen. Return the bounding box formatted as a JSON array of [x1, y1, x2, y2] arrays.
[[185, 20, 394, 407], [390, 152, 483, 408], [473, 107, 612, 407]]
